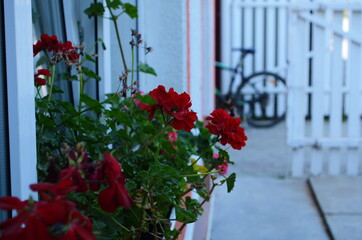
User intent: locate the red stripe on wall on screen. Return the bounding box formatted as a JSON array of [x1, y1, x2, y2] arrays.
[[186, 0, 191, 95], [212, 0, 216, 110], [201, 0, 205, 117]]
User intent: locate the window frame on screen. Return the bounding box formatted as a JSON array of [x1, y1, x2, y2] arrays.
[[4, 0, 37, 200]]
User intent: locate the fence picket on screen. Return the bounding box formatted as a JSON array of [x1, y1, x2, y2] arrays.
[[243, 2, 253, 76], [253, 3, 265, 117], [266, 3, 277, 117], [277, 1, 288, 117], [310, 17, 326, 175], [329, 33, 343, 139], [255, 5, 265, 72]]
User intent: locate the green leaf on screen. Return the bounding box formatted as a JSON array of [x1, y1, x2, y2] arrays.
[[138, 63, 157, 76], [58, 101, 77, 115], [36, 56, 47, 67], [62, 72, 78, 81], [84, 2, 105, 18], [226, 173, 236, 193], [122, 3, 138, 19], [85, 53, 96, 63], [51, 86, 64, 94], [107, 109, 132, 127], [106, 0, 122, 9], [82, 67, 101, 81], [218, 149, 230, 163], [175, 207, 197, 223], [80, 94, 102, 113]]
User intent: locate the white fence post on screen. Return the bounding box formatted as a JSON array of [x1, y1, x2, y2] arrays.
[[288, 7, 309, 177]]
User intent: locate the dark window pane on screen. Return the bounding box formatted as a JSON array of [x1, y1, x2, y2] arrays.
[[0, 0, 11, 222]]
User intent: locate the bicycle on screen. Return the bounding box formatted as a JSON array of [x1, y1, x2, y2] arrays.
[[215, 48, 287, 128]]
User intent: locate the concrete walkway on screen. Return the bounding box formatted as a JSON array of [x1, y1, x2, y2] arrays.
[[211, 178, 329, 240], [210, 123, 362, 240], [309, 177, 362, 240]]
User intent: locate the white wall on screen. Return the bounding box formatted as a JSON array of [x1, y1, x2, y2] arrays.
[[138, 0, 215, 118], [138, 0, 187, 93]]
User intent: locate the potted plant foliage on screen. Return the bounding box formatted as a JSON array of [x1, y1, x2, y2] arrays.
[[0, 1, 247, 239]]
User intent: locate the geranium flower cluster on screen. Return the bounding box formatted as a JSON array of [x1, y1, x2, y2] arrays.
[[33, 34, 79, 64], [34, 69, 51, 86], [0, 180, 94, 240], [141, 85, 198, 132], [0, 149, 132, 239], [206, 108, 248, 150], [213, 153, 229, 175], [60, 147, 133, 212]]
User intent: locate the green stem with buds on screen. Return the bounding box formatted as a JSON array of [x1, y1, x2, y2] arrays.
[[180, 170, 220, 178], [107, 6, 129, 98], [47, 65, 56, 101], [78, 66, 84, 112]]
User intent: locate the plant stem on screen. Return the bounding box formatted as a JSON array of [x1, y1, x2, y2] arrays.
[[180, 175, 208, 197], [131, 46, 135, 85], [190, 137, 219, 167], [110, 13, 128, 71], [135, 127, 167, 153], [172, 182, 218, 240], [47, 65, 56, 101], [111, 217, 130, 232], [180, 170, 220, 178], [107, 6, 129, 96], [78, 67, 84, 113], [56, 98, 111, 127]]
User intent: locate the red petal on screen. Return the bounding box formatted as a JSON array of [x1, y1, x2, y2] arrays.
[[0, 197, 26, 210], [0, 212, 28, 237], [98, 182, 132, 212], [36, 199, 75, 225], [98, 183, 118, 212], [21, 214, 51, 240]]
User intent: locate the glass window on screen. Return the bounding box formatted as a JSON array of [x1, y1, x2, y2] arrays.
[[0, 0, 11, 222], [32, 0, 98, 103]]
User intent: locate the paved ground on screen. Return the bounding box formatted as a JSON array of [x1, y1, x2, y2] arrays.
[[228, 122, 291, 178], [309, 177, 362, 240], [211, 178, 329, 240], [210, 122, 362, 240]]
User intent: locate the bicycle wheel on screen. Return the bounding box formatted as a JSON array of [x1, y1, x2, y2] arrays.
[[234, 72, 287, 128]]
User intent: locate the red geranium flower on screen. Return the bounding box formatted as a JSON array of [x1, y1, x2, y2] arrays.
[[60, 167, 89, 192], [206, 109, 248, 150], [34, 69, 51, 86], [141, 85, 198, 132], [95, 153, 133, 212], [98, 180, 133, 212], [57, 146, 99, 192], [167, 131, 178, 143], [58, 211, 95, 240], [33, 34, 80, 64], [30, 179, 77, 200], [100, 152, 124, 184], [0, 195, 95, 240]]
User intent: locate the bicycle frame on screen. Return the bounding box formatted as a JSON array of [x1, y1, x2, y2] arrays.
[[225, 49, 255, 98]]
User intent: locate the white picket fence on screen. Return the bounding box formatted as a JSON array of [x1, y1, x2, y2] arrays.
[[288, 1, 362, 176], [223, 0, 362, 176]]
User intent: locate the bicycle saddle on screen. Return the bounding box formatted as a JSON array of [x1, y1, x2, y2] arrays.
[[231, 48, 255, 55]]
